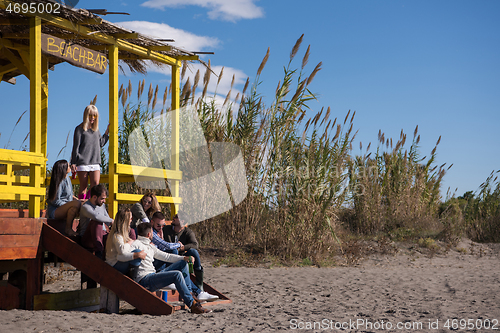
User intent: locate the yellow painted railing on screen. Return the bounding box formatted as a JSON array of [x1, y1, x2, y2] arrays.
[[111, 163, 182, 205], [0, 148, 46, 202], [44, 163, 183, 206]]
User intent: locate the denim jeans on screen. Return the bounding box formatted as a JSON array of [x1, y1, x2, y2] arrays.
[[138, 260, 195, 307], [171, 248, 202, 271], [161, 260, 201, 295], [113, 249, 142, 274]]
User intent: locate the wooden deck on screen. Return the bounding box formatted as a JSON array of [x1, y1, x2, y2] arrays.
[[0, 210, 231, 314]]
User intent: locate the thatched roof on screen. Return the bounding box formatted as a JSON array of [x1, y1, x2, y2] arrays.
[[0, 0, 201, 83]]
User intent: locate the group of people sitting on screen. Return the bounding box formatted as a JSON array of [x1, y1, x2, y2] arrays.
[[48, 177, 216, 314], [45, 104, 215, 313]]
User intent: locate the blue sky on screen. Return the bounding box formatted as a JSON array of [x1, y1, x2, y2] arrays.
[[1, 0, 499, 198]]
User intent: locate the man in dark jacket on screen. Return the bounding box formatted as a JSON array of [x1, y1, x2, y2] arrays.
[[163, 214, 207, 292]]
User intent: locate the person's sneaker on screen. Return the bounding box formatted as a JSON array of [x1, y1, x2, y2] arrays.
[[165, 283, 176, 290], [195, 291, 219, 302], [190, 302, 212, 314]]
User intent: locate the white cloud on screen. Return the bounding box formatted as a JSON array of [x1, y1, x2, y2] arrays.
[[144, 62, 247, 114], [141, 0, 264, 22], [116, 21, 220, 52], [149, 62, 247, 98]]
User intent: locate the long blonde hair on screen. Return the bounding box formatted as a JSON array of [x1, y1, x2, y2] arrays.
[[106, 208, 132, 254], [82, 104, 99, 131]]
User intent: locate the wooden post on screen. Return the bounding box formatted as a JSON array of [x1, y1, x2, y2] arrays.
[[108, 44, 119, 218], [41, 56, 48, 208], [170, 63, 181, 217], [25, 248, 43, 310], [100, 286, 119, 313], [29, 16, 41, 218], [5, 164, 12, 187]]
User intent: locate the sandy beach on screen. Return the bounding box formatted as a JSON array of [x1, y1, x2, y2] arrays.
[[1, 239, 499, 333]]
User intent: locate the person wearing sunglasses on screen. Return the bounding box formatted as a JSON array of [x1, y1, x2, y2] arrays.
[[162, 212, 215, 297]]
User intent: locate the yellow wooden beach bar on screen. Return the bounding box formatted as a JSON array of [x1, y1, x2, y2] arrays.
[[0, 0, 230, 313], [0, 0, 195, 218]]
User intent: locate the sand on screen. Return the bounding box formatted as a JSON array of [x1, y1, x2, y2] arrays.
[[1, 240, 500, 333]]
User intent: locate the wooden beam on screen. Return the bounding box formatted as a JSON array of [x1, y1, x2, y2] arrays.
[[0, 63, 17, 76], [115, 163, 182, 180], [0, 217, 43, 235], [0, 209, 46, 218], [0, 247, 38, 260], [0, 194, 30, 202], [29, 16, 42, 218], [176, 55, 200, 61], [170, 64, 181, 216], [0, 149, 46, 165], [0, 33, 29, 39], [3, 32, 97, 41], [0, 174, 31, 184], [108, 44, 119, 218], [111, 33, 139, 39], [149, 45, 172, 51], [0, 19, 29, 25], [85, 44, 109, 51], [0, 184, 46, 196], [41, 57, 48, 190], [0, 282, 20, 310], [25, 252, 43, 309], [34, 288, 100, 311], [115, 192, 182, 205], [0, 37, 30, 51], [0, 234, 40, 248], [79, 17, 103, 25], [1, 46, 29, 78], [18, 50, 30, 73]]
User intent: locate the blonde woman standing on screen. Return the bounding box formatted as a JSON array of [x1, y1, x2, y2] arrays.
[[105, 208, 146, 274], [70, 105, 109, 199]]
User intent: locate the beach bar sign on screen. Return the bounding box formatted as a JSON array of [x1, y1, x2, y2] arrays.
[[41, 33, 107, 74]]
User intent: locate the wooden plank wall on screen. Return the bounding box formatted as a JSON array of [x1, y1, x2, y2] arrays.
[[0, 218, 43, 260]]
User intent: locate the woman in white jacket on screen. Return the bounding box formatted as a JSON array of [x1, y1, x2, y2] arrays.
[[105, 208, 146, 273]]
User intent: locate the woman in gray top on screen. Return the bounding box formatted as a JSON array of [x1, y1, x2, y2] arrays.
[[131, 193, 160, 229], [47, 160, 81, 236], [70, 105, 109, 199]]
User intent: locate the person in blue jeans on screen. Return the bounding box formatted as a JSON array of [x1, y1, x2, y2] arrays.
[[162, 212, 206, 290], [131, 223, 211, 314], [150, 212, 218, 302], [105, 208, 145, 275]]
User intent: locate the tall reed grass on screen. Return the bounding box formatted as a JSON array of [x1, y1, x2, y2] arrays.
[[115, 36, 500, 262], [444, 171, 500, 242], [188, 35, 354, 262], [347, 127, 450, 238]]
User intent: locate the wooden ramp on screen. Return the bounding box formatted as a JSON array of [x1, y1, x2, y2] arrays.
[[42, 220, 231, 313], [0, 214, 231, 314], [41, 222, 175, 315]]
